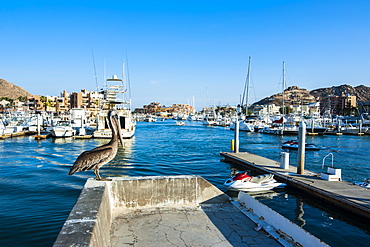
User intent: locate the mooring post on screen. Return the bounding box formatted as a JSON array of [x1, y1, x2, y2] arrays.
[[37, 112, 41, 136], [297, 121, 306, 174], [337, 119, 342, 133], [234, 120, 240, 153]]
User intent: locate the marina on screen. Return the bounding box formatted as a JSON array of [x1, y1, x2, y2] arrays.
[[1, 120, 370, 246], [2, 2, 370, 246]]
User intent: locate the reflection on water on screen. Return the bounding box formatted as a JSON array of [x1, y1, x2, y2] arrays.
[[294, 198, 306, 227]]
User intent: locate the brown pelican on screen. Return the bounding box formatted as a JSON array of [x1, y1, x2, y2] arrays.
[[68, 110, 124, 180]]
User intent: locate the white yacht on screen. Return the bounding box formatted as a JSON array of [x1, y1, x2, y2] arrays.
[[93, 74, 136, 139], [50, 120, 76, 137]]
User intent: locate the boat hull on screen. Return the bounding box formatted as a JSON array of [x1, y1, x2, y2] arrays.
[[50, 128, 76, 137], [224, 177, 286, 192], [93, 127, 135, 139]]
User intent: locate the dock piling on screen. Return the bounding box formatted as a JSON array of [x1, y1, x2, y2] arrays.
[[280, 152, 289, 169], [234, 120, 240, 153], [297, 121, 306, 174]]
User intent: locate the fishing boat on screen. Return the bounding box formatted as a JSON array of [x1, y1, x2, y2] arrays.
[[93, 74, 136, 139], [281, 140, 321, 150], [224, 172, 286, 192]]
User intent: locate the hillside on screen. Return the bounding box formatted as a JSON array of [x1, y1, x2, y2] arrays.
[[252, 84, 370, 106], [0, 79, 32, 99], [310, 84, 370, 103]]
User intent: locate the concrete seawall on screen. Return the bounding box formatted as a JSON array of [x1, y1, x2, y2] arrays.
[[54, 175, 326, 246], [54, 175, 234, 246]]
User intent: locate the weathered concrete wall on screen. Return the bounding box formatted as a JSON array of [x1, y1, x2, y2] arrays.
[[54, 175, 228, 246], [54, 180, 112, 247], [110, 175, 228, 210]]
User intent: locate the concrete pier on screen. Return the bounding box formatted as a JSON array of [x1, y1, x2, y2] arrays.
[[54, 176, 286, 247], [220, 152, 370, 221], [54, 175, 330, 246]]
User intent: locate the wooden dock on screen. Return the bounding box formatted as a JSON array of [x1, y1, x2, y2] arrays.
[[220, 152, 370, 221]]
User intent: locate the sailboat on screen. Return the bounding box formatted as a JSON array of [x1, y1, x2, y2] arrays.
[[230, 56, 255, 132], [258, 61, 298, 135]]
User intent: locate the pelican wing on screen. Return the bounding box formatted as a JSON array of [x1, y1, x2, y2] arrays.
[[69, 147, 114, 174]]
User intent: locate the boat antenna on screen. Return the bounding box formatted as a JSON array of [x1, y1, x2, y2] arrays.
[[91, 49, 99, 91], [104, 58, 107, 88], [125, 52, 132, 100]]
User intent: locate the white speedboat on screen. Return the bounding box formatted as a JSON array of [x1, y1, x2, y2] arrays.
[[356, 179, 370, 189], [224, 172, 286, 192], [176, 121, 185, 126], [50, 120, 76, 137]]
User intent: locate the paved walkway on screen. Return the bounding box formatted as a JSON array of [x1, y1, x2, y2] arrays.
[[110, 203, 282, 247]]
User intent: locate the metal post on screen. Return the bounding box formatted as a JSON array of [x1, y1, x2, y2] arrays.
[[234, 120, 240, 153], [37, 112, 41, 136], [297, 121, 306, 174], [338, 119, 342, 133], [311, 118, 314, 133]]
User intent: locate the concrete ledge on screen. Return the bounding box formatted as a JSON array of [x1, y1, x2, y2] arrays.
[[54, 184, 112, 247], [109, 175, 229, 210], [54, 175, 229, 246], [55, 175, 322, 246]]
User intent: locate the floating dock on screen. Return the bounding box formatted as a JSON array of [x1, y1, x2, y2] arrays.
[[54, 175, 327, 247], [220, 152, 370, 222]]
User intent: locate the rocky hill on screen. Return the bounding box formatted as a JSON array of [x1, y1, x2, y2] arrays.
[[310, 84, 370, 103], [252, 84, 370, 106], [0, 79, 32, 99]]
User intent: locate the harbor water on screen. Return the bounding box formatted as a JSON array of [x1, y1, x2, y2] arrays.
[[1, 120, 370, 246]]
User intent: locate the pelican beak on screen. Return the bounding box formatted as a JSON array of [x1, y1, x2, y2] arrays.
[[115, 115, 124, 147]]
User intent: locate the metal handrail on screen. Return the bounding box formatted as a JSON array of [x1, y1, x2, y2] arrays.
[[321, 153, 334, 173]]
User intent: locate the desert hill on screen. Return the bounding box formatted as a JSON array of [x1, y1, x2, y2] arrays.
[[252, 84, 370, 106], [0, 79, 32, 99]]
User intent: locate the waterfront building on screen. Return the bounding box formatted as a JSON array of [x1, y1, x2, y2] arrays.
[[256, 104, 281, 116], [69, 89, 104, 116], [320, 94, 357, 115], [136, 102, 195, 117]]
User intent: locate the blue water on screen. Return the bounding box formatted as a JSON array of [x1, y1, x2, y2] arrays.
[[0, 120, 369, 246]]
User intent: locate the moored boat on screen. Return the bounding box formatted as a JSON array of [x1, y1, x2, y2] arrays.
[[50, 120, 76, 137], [356, 178, 370, 189], [224, 172, 286, 192], [176, 121, 185, 126], [282, 140, 321, 150], [93, 74, 136, 139]]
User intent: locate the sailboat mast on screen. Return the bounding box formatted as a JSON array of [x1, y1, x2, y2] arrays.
[[91, 49, 98, 91], [246, 56, 251, 116], [282, 61, 286, 115], [241, 56, 252, 116]]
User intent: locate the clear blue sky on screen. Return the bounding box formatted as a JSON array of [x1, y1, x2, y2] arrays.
[[1, 0, 369, 110]]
